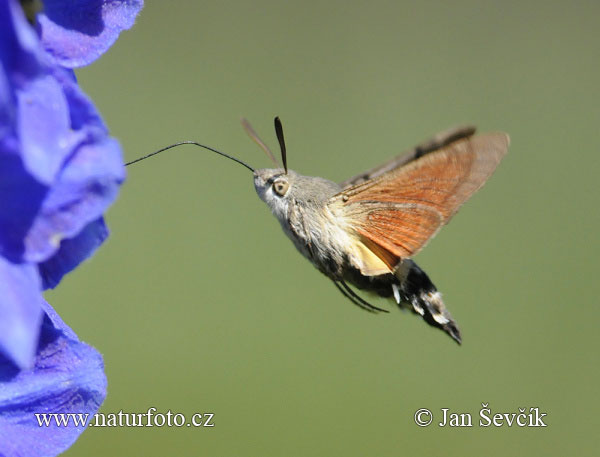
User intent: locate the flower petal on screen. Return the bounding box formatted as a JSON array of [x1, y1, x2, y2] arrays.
[[24, 135, 124, 263], [0, 257, 43, 369], [0, 300, 107, 456], [0, 151, 47, 262], [39, 218, 109, 290], [16, 72, 79, 185], [53, 68, 106, 133], [0, 0, 44, 135], [37, 0, 144, 68], [0, 0, 43, 76]]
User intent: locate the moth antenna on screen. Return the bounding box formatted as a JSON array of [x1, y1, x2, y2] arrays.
[[241, 118, 280, 167], [125, 141, 255, 172], [274, 116, 288, 174]]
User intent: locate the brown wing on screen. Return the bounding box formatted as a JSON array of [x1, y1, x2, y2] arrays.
[[339, 125, 476, 189], [332, 132, 509, 263]]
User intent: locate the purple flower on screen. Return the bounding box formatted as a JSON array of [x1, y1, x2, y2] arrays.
[[1, 0, 142, 454], [0, 0, 125, 368], [0, 300, 107, 457], [38, 0, 144, 68]]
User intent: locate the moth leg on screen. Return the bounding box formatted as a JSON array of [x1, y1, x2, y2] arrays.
[[332, 280, 363, 309], [332, 280, 389, 314]]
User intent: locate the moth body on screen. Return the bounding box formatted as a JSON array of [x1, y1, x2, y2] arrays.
[[132, 119, 508, 345], [253, 167, 462, 343], [249, 122, 509, 345]]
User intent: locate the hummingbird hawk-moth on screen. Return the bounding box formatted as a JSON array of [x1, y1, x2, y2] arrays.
[[128, 118, 509, 344]]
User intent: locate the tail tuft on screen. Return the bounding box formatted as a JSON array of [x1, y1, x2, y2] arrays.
[[394, 260, 462, 344]]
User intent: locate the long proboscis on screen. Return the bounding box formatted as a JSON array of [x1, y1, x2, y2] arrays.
[[125, 141, 255, 172]]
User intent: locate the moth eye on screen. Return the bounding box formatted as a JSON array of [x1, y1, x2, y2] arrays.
[[272, 179, 289, 196]]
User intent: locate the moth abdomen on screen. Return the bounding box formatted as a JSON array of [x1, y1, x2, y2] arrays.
[[342, 260, 461, 344], [395, 260, 462, 344]]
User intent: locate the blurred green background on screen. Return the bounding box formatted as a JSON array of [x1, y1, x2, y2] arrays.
[[45, 1, 599, 455]]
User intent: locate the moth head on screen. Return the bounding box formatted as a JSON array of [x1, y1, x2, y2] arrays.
[[253, 168, 297, 216], [246, 116, 296, 215]]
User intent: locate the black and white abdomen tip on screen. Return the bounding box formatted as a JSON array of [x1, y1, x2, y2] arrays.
[[394, 260, 462, 344]]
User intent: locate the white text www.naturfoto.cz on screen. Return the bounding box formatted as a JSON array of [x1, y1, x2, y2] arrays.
[[35, 408, 214, 427]]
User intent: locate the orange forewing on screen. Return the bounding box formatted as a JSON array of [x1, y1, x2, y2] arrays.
[[334, 133, 509, 263], [356, 203, 443, 261]]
